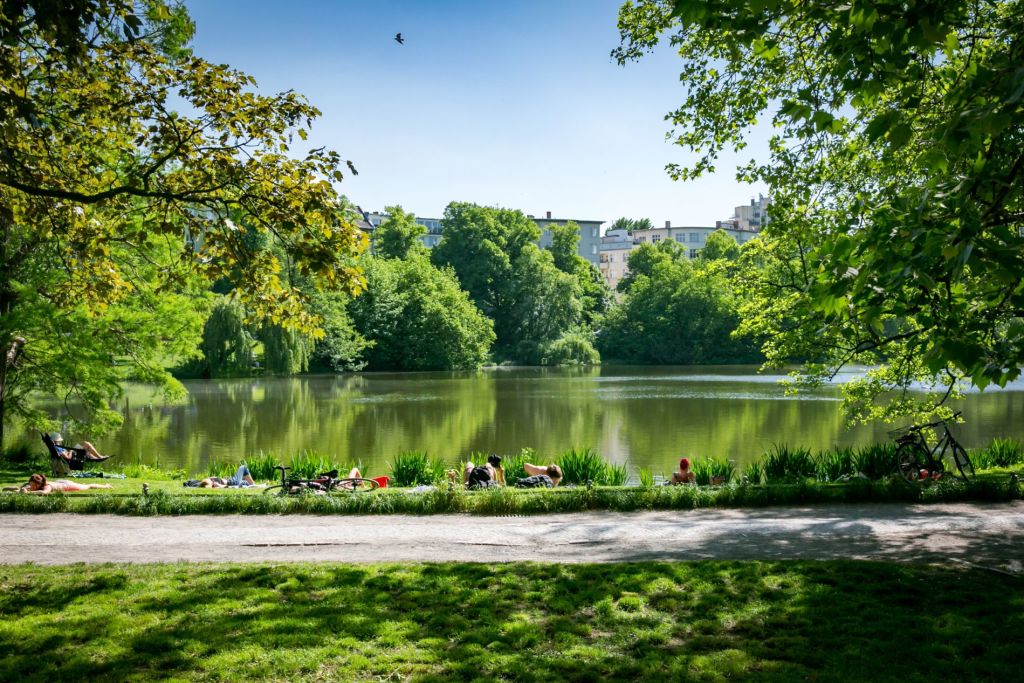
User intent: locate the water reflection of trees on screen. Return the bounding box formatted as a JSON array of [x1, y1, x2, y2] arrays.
[[42, 369, 1024, 475], [342, 375, 497, 467]]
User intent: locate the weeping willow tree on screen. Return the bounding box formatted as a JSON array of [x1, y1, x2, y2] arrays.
[[261, 324, 312, 375], [200, 300, 252, 378]]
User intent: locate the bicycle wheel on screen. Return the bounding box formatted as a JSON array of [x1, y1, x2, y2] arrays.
[[327, 478, 380, 493], [263, 484, 285, 495], [952, 443, 975, 480], [895, 443, 925, 483]]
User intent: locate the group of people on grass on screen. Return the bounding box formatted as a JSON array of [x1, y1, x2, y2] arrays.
[[7, 431, 704, 494], [451, 455, 565, 489]]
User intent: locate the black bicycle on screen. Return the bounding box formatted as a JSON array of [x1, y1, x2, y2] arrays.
[[890, 411, 974, 483], [264, 465, 380, 495]]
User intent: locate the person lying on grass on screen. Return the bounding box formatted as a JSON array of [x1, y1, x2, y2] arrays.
[[450, 454, 505, 489], [514, 462, 563, 488], [5, 473, 113, 494], [667, 458, 696, 485], [199, 464, 266, 489]]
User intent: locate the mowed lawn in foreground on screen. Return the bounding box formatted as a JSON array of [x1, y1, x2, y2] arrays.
[[0, 561, 1019, 682]]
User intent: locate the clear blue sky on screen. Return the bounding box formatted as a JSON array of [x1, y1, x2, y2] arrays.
[[185, 0, 768, 225]]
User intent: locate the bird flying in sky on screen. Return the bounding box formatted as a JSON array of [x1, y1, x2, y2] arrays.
[[394, 33, 404, 45]]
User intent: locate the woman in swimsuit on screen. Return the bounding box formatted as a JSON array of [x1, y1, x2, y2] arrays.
[[18, 473, 112, 494]]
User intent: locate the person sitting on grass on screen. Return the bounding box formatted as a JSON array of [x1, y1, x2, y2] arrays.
[[667, 457, 696, 485], [451, 454, 505, 489], [199, 464, 266, 489], [514, 462, 563, 488], [9, 473, 113, 494]]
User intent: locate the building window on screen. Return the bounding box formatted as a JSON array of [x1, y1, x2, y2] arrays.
[[689, 232, 699, 242], [675, 234, 686, 242], [592, 244, 598, 255], [592, 227, 599, 237], [652, 235, 661, 243], [637, 236, 646, 242], [690, 248, 700, 259]]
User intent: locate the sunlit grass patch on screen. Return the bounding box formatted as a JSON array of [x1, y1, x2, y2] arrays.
[[0, 561, 1019, 682]]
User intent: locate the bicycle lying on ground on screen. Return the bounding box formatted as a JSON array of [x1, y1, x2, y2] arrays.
[[891, 411, 974, 483], [264, 465, 380, 495]]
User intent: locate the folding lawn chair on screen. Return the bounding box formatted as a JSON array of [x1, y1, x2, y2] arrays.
[[41, 432, 111, 476]]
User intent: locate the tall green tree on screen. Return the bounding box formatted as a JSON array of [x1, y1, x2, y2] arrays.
[[0, 1, 367, 444], [261, 324, 312, 375], [700, 229, 740, 263], [546, 221, 611, 327], [200, 299, 252, 378], [599, 253, 761, 364], [373, 205, 426, 260], [349, 255, 495, 371], [615, 0, 1024, 420], [617, 241, 685, 293], [608, 217, 653, 234], [432, 202, 588, 362]]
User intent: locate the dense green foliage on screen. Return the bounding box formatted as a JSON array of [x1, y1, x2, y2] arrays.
[[616, 0, 1024, 421], [546, 220, 611, 329], [348, 254, 494, 371], [199, 300, 252, 378], [0, 1, 367, 446], [432, 202, 593, 364], [388, 450, 449, 487], [372, 205, 426, 260], [260, 324, 312, 375], [609, 216, 653, 233], [699, 229, 741, 263], [599, 243, 762, 364]]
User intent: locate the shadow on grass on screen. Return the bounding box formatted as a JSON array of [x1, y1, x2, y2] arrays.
[[0, 560, 1020, 681]]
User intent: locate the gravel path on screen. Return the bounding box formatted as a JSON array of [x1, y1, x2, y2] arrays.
[[3, 502, 1022, 572]]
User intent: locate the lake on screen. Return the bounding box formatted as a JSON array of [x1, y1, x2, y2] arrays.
[[24, 366, 1024, 477]]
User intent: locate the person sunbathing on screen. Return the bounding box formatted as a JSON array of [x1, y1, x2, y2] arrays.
[[199, 464, 267, 488], [15, 473, 112, 494], [52, 433, 111, 462], [452, 454, 505, 489], [515, 462, 563, 488], [668, 457, 696, 485]]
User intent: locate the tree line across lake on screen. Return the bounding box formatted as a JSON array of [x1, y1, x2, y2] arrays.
[[189, 203, 763, 379]]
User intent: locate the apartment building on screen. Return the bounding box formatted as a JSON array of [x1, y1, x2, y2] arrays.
[[631, 221, 758, 260], [531, 211, 604, 268], [598, 229, 635, 291], [718, 194, 771, 232]]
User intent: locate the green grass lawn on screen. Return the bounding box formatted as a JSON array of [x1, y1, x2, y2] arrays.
[[0, 560, 1019, 682]]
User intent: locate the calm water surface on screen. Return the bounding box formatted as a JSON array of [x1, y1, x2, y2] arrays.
[[29, 366, 1024, 476]]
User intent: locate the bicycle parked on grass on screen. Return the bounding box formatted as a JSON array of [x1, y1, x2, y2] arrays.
[[890, 411, 974, 483], [264, 465, 380, 495]]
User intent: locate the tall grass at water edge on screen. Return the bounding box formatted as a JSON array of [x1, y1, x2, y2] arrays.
[[691, 456, 735, 485], [815, 448, 856, 482], [244, 452, 280, 482], [389, 451, 447, 487], [853, 443, 897, 480], [555, 447, 628, 486], [638, 468, 655, 488], [763, 445, 816, 483], [500, 449, 531, 482], [555, 448, 607, 485], [974, 438, 1024, 469]]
